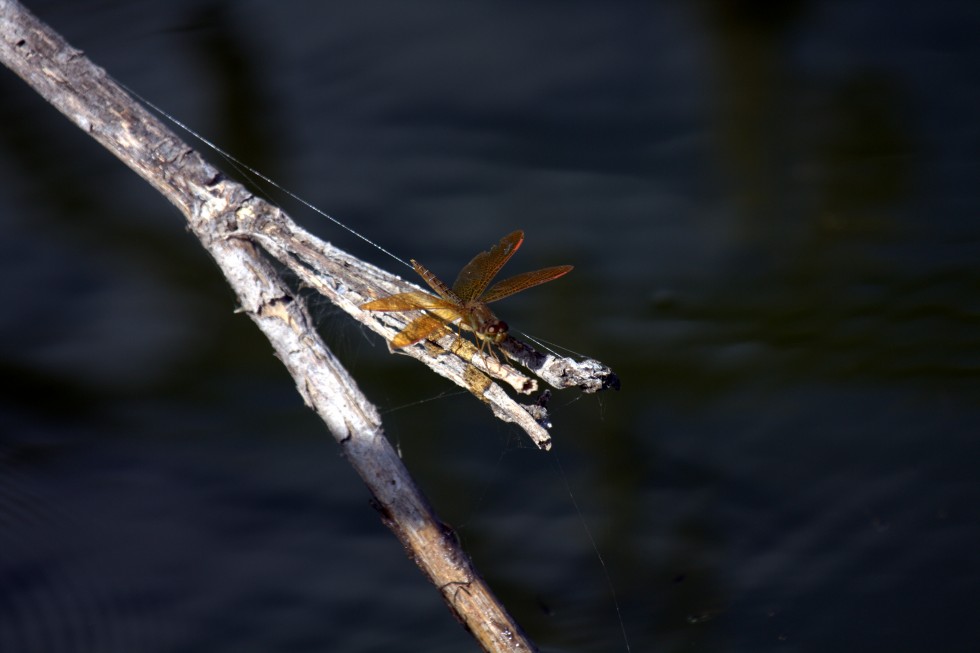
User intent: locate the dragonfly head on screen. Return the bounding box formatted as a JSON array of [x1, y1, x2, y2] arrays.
[[468, 306, 508, 346], [482, 320, 508, 344]]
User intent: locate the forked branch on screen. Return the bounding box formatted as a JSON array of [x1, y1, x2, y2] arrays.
[[0, 1, 616, 650]]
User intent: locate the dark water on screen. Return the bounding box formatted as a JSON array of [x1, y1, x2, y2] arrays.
[[2, 1, 978, 651]]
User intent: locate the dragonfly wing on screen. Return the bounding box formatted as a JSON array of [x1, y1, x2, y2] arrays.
[[362, 291, 460, 348], [480, 265, 573, 303], [361, 290, 456, 312], [451, 230, 524, 302], [391, 314, 450, 348], [411, 261, 464, 304]]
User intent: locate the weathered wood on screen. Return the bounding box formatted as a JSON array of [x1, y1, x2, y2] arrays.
[[0, 1, 544, 651]]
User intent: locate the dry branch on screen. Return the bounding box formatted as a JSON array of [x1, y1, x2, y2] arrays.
[[1, 0, 617, 650]]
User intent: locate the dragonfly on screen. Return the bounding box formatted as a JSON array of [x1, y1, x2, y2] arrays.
[[360, 230, 573, 357]]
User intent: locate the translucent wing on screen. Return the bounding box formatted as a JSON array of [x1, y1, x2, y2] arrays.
[[361, 291, 462, 348], [361, 290, 457, 312], [480, 265, 573, 303], [411, 261, 463, 305], [451, 230, 524, 302], [391, 314, 450, 348]]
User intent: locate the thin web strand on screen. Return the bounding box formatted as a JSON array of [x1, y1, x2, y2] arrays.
[[119, 81, 412, 270], [380, 390, 469, 415], [516, 329, 587, 360], [552, 451, 632, 653]]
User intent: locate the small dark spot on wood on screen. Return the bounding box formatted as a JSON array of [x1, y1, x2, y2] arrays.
[[16, 39, 26, 47], [206, 172, 224, 187], [440, 578, 473, 602], [439, 520, 461, 547]]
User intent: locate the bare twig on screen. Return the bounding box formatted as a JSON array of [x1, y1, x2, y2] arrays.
[[237, 208, 558, 450]]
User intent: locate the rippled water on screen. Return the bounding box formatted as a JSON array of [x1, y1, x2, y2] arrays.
[[2, 2, 978, 651]]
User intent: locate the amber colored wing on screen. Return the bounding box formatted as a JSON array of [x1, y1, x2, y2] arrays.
[[411, 261, 464, 305], [390, 314, 450, 348], [451, 230, 524, 302], [480, 265, 573, 304], [361, 291, 461, 348], [361, 290, 457, 312]]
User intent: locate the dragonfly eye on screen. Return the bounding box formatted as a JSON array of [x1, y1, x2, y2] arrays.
[[486, 320, 508, 342]]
